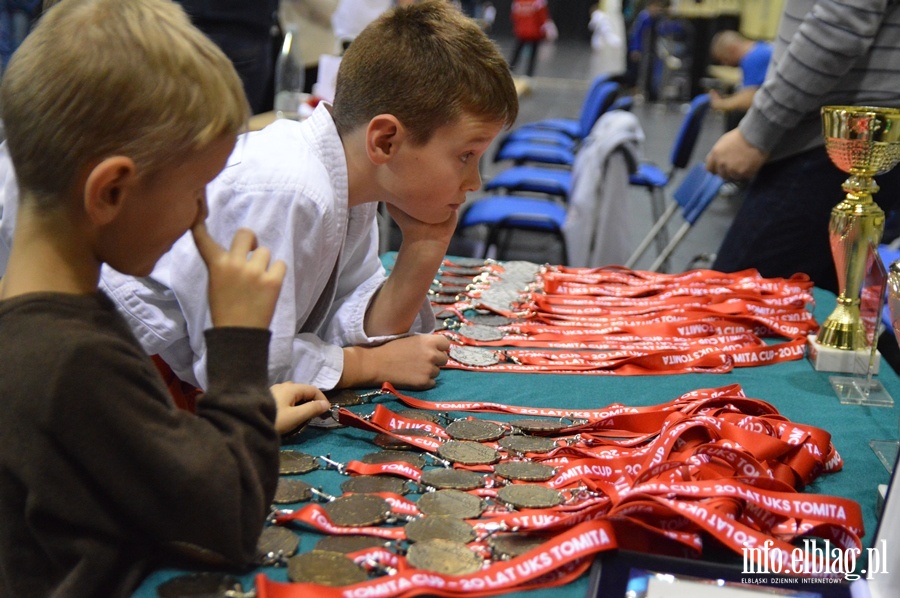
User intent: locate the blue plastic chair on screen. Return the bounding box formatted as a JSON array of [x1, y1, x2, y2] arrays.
[[608, 95, 634, 112], [629, 93, 711, 219], [492, 81, 621, 165], [483, 98, 636, 199], [624, 163, 724, 272], [512, 74, 615, 138], [456, 196, 569, 263]]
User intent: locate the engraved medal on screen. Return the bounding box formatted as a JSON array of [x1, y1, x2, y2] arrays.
[[497, 484, 563, 509], [456, 324, 505, 342], [404, 515, 476, 544], [429, 293, 459, 304], [406, 539, 484, 576], [274, 478, 313, 504], [323, 494, 392, 527], [489, 534, 546, 560], [279, 451, 319, 475], [431, 283, 471, 295], [396, 409, 441, 423], [287, 550, 368, 586], [438, 440, 501, 466], [419, 468, 485, 491], [256, 526, 299, 565], [466, 313, 513, 327], [326, 390, 367, 407], [416, 489, 485, 519], [498, 435, 558, 454], [445, 419, 505, 442], [340, 475, 409, 496], [448, 345, 499, 367], [509, 418, 570, 434], [494, 461, 556, 482], [440, 264, 484, 276]]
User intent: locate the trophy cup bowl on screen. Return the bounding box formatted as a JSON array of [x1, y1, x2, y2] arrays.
[[816, 106, 900, 351]]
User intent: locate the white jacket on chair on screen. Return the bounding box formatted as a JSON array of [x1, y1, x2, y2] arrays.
[[564, 109, 644, 267]]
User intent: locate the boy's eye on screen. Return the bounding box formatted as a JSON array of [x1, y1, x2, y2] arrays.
[[461, 152, 475, 163]]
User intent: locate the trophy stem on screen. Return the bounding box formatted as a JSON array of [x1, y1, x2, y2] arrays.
[[815, 176, 885, 350]]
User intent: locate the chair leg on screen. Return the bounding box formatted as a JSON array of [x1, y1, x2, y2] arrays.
[[649, 187, 669, 256], [556, 230, 569, 265], [624, 201, 679, 269], [483, 225, 501, 260], [649, 223, 691, 272]]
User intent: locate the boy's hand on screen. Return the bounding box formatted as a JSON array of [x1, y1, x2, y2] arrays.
[[340, 334, 450, 390], [363, 205, 454, 337], [270, 382, 331, 435], [192, 215, 287, 329], [386, 203, 458, 246]]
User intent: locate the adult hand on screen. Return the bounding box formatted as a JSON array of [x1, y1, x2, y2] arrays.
[[705, 128, 768, 183]]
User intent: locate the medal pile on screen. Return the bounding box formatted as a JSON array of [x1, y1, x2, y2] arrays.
[[244, 383, 862, 597], [429, 259, 817, 375]]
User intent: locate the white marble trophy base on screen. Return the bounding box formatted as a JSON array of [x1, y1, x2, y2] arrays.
[[807, 334, 881, 373]]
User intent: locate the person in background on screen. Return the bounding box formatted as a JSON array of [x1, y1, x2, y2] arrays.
[[89, 0, 518, 395], [175, 0, 279, 114], [477, 1, 496, 31], [705, 0, 900, 294], [509, 0, 550, 78], [0, 2, 10, 76], [331, 0, 391, 50], [0, 0, 41, 74], [708, 30, 772, 118], [589, 0, 625, 75], [0, 0, 328, 595], [625, 0, 668, 100]]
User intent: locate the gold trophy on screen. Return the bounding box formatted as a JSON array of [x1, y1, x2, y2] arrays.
[[817, 106, 900, 351]]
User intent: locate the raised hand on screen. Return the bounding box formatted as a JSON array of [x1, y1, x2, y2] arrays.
[[191, 209, 286, 329]]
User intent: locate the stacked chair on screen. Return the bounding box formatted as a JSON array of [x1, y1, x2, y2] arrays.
[[629, 93, 712, 236], [624, 162, 725, 272], [491, 76, 622, 168], [456, 93, 644, 266]]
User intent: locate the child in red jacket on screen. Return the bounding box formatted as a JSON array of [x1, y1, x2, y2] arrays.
[[509, 0, 551, 77]]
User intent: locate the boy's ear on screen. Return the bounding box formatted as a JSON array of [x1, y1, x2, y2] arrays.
[[83, 156, 137, 226], [366, 114, 407, 164]]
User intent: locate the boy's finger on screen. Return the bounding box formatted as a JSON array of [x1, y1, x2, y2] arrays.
[[190, 219, 224, 265], [268, 259, 288, 284], [229, 228, 259, 256]]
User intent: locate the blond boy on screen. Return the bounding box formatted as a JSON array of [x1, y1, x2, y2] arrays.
[[0, 1, 327, 595], [96, 0, 520, 393]]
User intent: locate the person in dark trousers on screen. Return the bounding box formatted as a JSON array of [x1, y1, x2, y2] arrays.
[[175, 0, 279, 114], [509, 0, 549, 78]]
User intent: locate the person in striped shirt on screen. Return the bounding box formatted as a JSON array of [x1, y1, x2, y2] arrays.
[[705, 0, 900, 294]]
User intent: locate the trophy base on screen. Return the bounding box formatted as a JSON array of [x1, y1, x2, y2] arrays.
[[806, 334, 881, 373], [871, 440, 899, 474]]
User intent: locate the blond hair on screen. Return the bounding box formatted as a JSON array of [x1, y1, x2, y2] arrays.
[[1, 0, 249, 208], [332, 0, 518, 144]]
